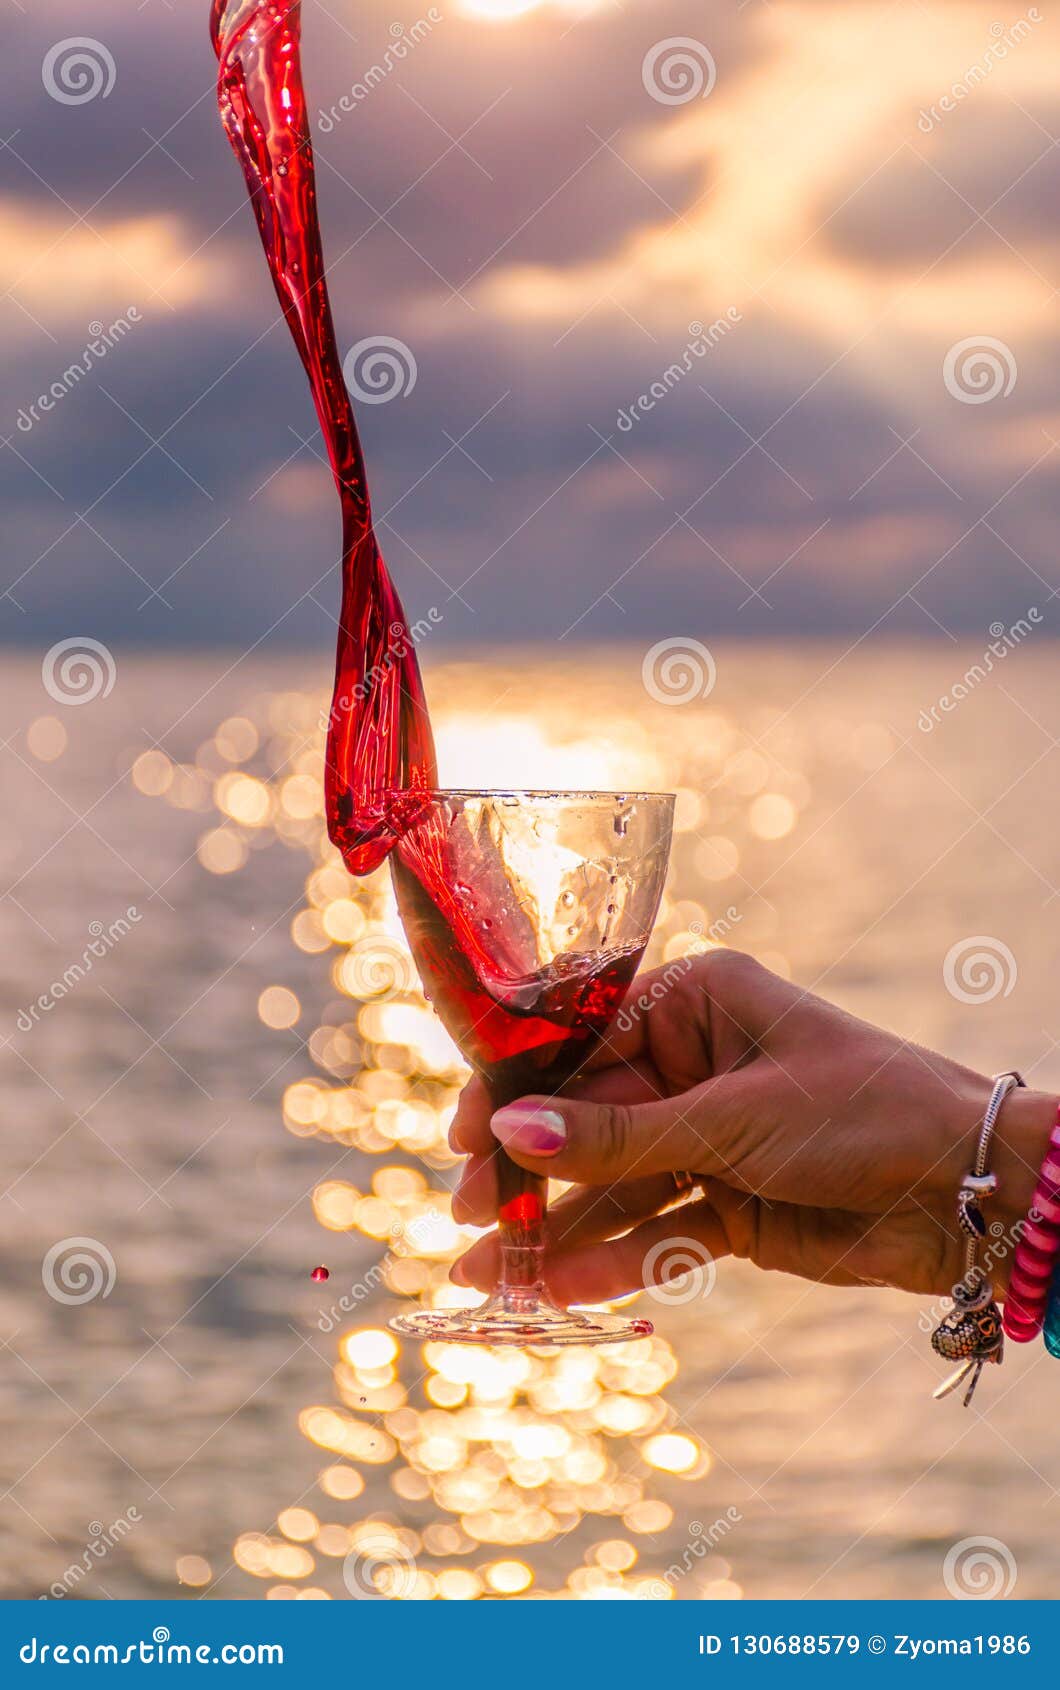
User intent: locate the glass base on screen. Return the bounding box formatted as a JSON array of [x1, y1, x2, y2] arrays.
[[390, 1289, 653, 1348]]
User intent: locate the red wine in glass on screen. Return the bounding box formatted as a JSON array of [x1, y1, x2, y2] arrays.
[[389, 791, 674, 1346]]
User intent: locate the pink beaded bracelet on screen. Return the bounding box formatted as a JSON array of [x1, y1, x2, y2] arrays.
[[1003, 1104, 1060, 1343]]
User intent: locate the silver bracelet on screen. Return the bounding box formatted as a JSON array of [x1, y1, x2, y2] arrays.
[[931, 1070, 1024, 1407]]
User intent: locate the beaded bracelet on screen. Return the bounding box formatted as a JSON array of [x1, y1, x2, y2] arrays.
[[1004, 1104, 1060, 1344], [1045, 1260, 1060, 1359]]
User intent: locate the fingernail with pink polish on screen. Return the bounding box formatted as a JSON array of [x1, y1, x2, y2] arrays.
[[491, 1104, 567, 1156]]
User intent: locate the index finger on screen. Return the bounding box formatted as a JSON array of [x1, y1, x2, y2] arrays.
[[447, 973, 660, 1156], [449, 1052, 666, 1155]]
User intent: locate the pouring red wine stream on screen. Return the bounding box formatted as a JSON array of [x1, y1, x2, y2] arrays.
[[210, 1, 651, 1282], [210, 0, 435, 874]]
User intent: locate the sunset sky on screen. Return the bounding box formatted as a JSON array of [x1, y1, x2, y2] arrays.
[[3, 0, 1058, 645]]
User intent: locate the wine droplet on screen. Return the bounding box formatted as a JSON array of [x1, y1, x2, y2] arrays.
[[310, 1265, 330, 1282]]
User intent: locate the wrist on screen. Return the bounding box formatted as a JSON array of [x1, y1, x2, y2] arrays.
[[990, 1087, 1057, 1290]]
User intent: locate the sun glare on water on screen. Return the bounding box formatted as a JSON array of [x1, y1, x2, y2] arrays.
[[460, 0, 542, 16], [459, 0, 607, 19], [138, 663, 771, 1599]]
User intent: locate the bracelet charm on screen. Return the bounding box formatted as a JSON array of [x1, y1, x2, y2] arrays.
[[957, 1171, 999, 1239], [931, 1269, 1004, 1404]]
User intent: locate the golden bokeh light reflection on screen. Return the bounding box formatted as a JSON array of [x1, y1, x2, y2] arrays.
[[138, 671, 784, 1600], [459, 0, 542, 17]]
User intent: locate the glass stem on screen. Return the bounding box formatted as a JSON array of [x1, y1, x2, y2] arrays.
[[495, 1151, 547, 1298]]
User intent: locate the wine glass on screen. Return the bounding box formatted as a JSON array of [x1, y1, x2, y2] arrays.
[[387, 789, 674, 1347]]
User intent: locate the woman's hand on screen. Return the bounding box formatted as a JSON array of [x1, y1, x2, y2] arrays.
[[449, 950, 1054, 1304]]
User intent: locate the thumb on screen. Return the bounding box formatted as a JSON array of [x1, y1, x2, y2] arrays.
[[490, 1075, 756, 1187]]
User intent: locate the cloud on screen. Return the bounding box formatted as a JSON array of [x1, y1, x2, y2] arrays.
[[0, 199, 224, 332], [473, 3, 1060, 365], [1, 0, 1058, 647]]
